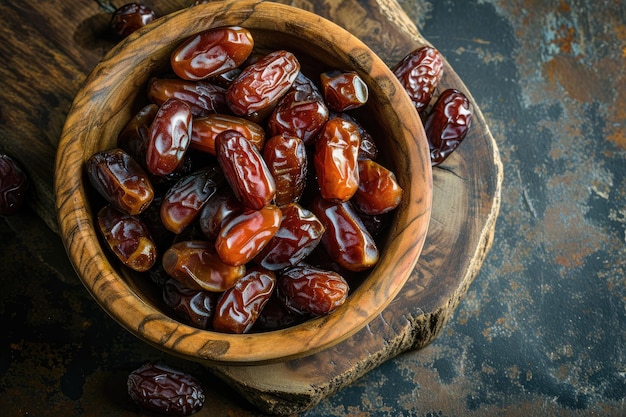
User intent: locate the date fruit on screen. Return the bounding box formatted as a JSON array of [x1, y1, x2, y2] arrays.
[[392, 45, 444, 112], [278, 265, 349, 316], [191, 113, 265, 156], [262, 134, 307, 206], [127, 362, 205, 416], [320, 70, 368, 112], [162, 240, 246, 292], [110, 3, 156, 39], [311, 195, 379, 272], [254, 203, 325, 271], [162, 278, 216, 329], [148, 78, 229, 117], [198, 188, 243, 240], [87, 148, 154, 215], [267, 73, 329, 145], [0, 154, 28, 216], [213, 267, 276, 333], [215, 129, 276, 210], [352, 159, 403, 215], [226, 49, 300, 120], [424, 88, 472, 166], [97, 205, 157, 272], [146, 98, 193, 176], [171, 26, 254, 81], [215, 204, 283, 266], [159, 166, 222, 234], [117, 104, 158, 167], [314, 117, 361, 203]]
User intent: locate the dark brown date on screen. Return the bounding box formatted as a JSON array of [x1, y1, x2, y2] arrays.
[[314, 117, 361, 202], [262, 134, 307, 206], [190, 113, 265, 156], [320, 70, 368, 112], [215, 205, 283, 266], [110, 3, 156, 39], [254, 203, 325, 271], [424, 88, 472, 166], [392, 45, 444, 112], [353, 159, 403, 215], [162, 278, 216, 329], [159, 166, 222, 234], [226, 50, 300, 120], [198, 188, 243, 240], [97, 205, 157, 272], [162, 240, 246, 292], [277, 265, 349, 316], [0, 154, 28, 216], [147, 77, 229, 117], [212, 267, 276, 334], [266, 73, 329, 145], [215, 130, 276, 210], [171, 26, 254, 81], [86, 148, 154, 215], [117, 104, 158, 167], [146, 98, 193, 176], [127, 362, 205, 416], [310, 194, 379, 272]]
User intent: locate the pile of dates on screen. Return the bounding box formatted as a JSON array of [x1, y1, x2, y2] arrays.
[[87, 26, 406, 335]]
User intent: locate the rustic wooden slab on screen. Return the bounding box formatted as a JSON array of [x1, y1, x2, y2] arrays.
[[0, 0, 501, 414]]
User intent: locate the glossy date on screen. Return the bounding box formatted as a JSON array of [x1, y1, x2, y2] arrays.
[[110, 3, 156, 38], [254, 203, 325, 271], [311, 195, 379, 272], [127, 362, 205, 416], [314, 117, 361, 203], [190, 113, 265, 156], [392, 45, 444, 112], [171, 26, 254, 81], [212, 267, 276, 334], [226, 49, 300, 120], [215, 130, 276, 210], [320, 70, 368, 112], [277, 265, 349, 316], [162, 240, 246, 292], [0, 154, 28, 216], [159, 166, 222, 234], [97, 205, 157, 272], [146, 98, 193, 176], [87, 148, 154, 215], [147, 77, 229, 117], [353, 159, 403, 215], [262, 134, 307, 206], [424, 88, 472, 166], [214, 204, 283, 266]]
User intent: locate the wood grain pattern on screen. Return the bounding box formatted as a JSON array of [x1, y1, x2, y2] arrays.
[[0, 0, 501, 414]]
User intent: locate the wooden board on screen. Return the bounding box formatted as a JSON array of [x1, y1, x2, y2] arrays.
[[0, 0, 502, 414]]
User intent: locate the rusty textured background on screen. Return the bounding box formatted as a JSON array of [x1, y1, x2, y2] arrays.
[[2, 0, 626, 416]]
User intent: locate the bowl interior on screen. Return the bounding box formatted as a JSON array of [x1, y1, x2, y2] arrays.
[[55, 0, 432, 364]]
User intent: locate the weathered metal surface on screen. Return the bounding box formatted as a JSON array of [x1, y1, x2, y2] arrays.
[[1, 0, 625, 416]]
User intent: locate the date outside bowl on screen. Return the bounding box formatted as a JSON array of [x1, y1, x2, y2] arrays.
[[54, 0, 432, 365]]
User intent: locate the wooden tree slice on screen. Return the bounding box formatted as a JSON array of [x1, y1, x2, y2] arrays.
[[0, 0, 501, 414], [204, 0, 503, 414]]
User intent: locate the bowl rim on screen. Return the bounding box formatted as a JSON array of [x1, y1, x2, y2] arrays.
[[54, 0, 432, 365]]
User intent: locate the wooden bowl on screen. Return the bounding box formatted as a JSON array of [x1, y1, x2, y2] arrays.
[[54, 0, 432, 365]]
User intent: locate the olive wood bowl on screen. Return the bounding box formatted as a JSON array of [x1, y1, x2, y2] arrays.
[[54, 0, 432, 365]]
